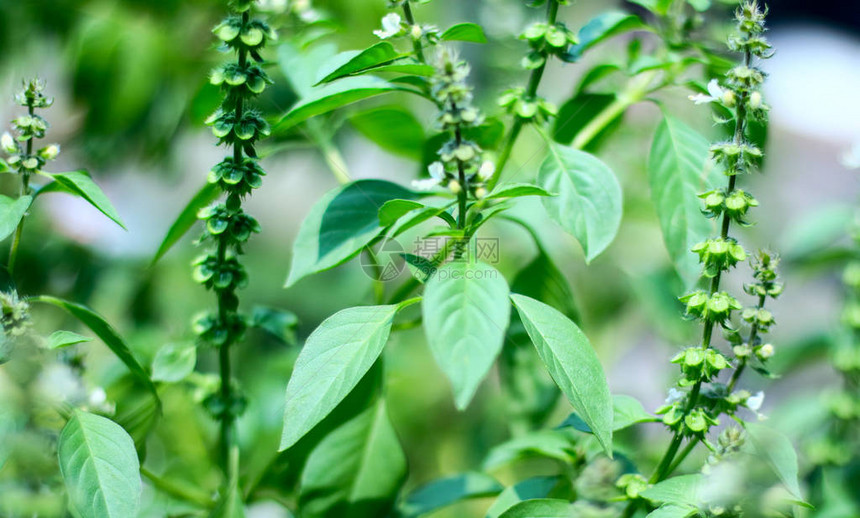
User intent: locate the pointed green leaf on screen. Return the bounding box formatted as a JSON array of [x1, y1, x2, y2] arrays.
[[745, 422, 806, 504], [440, 23, 488, 43], [58, 411, 141, 518], [510, 294, 613, 455], [647, 505, 698, 518], [422, 261, 511, 409], [151, 342, 197, 383], [483, 429, 577, 471], [280, 304, 400, 451], [316, 42, 403, 84], [0, 158, 9, 172], [641, 474, 703, 507], [152, 182, 220, 265], [286, 179, 418, 287], [0, 195, 32, 241], [486, 476, 565, 518], [649, 115, 721, 286], [511, 245, 579, 323], [538, 145, 622, 262], [45, 170, 126, 229], [31, 296, 159, 402], [47, 330, 93, 349], [498, 499, 572, 518], [553, 93, 619, 149], [399, 472, 503, 517], [349, 106, 426, 160], [487, 184, 555, 200], [379, 199, 426, 227], [275, 76, 405, 132], [300, 398, 406, 517], [565, 11, 646, 61]]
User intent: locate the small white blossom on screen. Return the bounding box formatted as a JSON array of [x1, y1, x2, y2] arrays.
[[665, 387, 684, 404], [374, 13, 403, 39], [428, 161, 445, 180], [746, 391, 765, 412], [39, 144, 60, 161], [1, 132, 16, 154], [411, 178, 439, 191], [689, 79, 726, 105], [477, 161, 495, 182]]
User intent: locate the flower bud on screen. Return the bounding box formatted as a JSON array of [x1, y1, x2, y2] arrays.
[[448, 180, 461, 194], [39, 144, 60, 161], [721, 90, 736, 107], [1, 132, 16, 154], [756, 343, 774, 360], [411, 24, 423, 40], [474, 187, 487, 199], [749, 91, 762, 110]]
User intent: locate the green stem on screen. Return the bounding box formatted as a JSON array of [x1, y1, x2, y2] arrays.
[[487, 0, 559, 190], [141, 468, 213, 508], [401, 1, 426, 64], [306, 119, 350, 184], [7, 103, 35, 277], [728, 293, 766, 392]]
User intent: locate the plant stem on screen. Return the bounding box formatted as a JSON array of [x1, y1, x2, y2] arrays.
[[7, 103, 35, 277], [140, 468, 212, 508], [401, 1, 426, 64], [488, 0, 559, 190], [728, 293, 766, 392]]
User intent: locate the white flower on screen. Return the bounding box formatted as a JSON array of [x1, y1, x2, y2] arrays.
[[411, 178, 439, 191], [1, 132, 16, 154], [477, 161, 495, 182], [688, 79, 726, 105], [39, 144, 60, 161], [428, 161, 445, 181], [746, 391, 765, 412], [665, 387, 684, 404], [89, 387, 107, 406], [412, 162, 445, 191], [374, 13, 403, 39]]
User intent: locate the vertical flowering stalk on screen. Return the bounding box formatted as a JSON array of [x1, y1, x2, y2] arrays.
[[490, 0, 575, 189], [2, 79, 60, 275], [193, 0, 274, 478], [622, 3, 778, 509], [418, 47, 494, 256]]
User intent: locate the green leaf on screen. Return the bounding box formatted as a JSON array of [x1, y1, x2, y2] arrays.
[[58, 410, 141, 518], [210, 468, 245, 518], [300, 398, 406, 518], [483, 429, 577, 471], [45, 170, 126, 229], [560, 394, 656, 433], [151, 342, 197, 383], [280, 304, 400, 451], [286, 179, 418, 287], [388, 205, 456, 239], [538, 145, 622, 262], [487, 184, 555, 200], [566, 11, 646, 61], [422, 261, 511, 409], [0, 158, 9, 172], [486, 476, 565, 518], [640, 474, 703, 507], [47, 330, 93, 349], [0, 195, 32, 242], [647, 505, 698, 518], [553, 93, 619, 149], [498, 499, 572, 518], [316, 42, 403, 84], [628, 0, 673, 15], [744, 422, 806, 503], [440, 23, 488, 43], [648, 115, 720, 287], [32, 296, 159, 403], [350, 106, 426, 160], [250, 306, 299, 345], [686, 0, 711, 12], [276, 76, 404, 132], [379, 199, 427, 227], [510, 294, 613, 455], [398, 472, 503, 517], [279, 41, 339, 98], [152, 182, 220, 265]]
